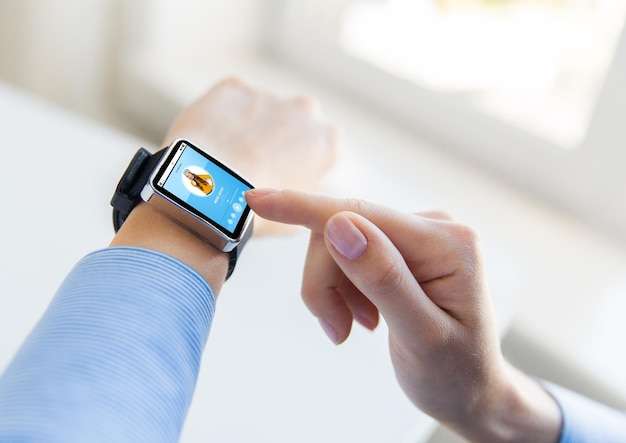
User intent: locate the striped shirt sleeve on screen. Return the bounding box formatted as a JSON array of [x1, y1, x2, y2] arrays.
[[0, 247, 216, 443]]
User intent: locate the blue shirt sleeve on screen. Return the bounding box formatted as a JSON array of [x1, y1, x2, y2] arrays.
[[543, 382, 626, 442], [0, 247, 216, 443]]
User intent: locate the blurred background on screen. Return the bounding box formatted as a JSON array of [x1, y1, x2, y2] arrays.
[[3, 0, 626, 236], [2, 0, 626, 441]]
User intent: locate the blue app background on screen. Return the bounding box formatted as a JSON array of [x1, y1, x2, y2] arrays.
[[162, 144, 251, 233]]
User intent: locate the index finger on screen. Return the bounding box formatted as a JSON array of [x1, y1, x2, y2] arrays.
[[246, 188, 476, 290], [246, 188, 404, 234]]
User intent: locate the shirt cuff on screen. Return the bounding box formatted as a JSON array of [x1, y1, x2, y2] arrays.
[[542, 381, 626, 443]]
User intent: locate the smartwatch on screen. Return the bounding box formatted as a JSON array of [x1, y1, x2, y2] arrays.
[[111, 138, 255, 280]]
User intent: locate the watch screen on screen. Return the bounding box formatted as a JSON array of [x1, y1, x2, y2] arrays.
[[152, 140, 253, 237]]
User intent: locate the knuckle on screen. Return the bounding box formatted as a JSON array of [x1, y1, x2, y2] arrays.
[[455, 223, 481, 252], [371, 254, 406, 297], [450, 222, 479, 244], [340, 197, 377, 219], [449, 222, 483, 274]]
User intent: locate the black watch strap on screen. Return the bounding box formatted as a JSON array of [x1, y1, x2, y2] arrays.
[[110, 147, 251, 280], [111, 148, 166, 232]]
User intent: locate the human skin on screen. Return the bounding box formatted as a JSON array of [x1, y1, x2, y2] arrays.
[[110, 77, 339, 292], [162, 77, 339, 236], [108, 76, 560, 442], [246, 188, 563, 443]]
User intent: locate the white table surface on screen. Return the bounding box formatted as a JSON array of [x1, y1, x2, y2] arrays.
[[0, 81, 438, 442]]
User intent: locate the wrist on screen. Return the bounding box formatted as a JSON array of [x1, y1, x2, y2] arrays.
[[457, 361, 562, 442], [109, 202, 230, 295]]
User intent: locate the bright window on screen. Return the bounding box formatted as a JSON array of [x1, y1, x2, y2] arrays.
[[263, 0, 626, 238], [339, 0, 626, 147]]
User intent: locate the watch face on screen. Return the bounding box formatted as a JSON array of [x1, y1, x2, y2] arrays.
[[152, 140, 253, 239]]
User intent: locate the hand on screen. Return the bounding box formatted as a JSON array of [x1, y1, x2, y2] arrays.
[[246, 189, 562, 442], [163, 77, 339, 236]]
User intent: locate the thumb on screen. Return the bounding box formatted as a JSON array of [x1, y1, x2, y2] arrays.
[[323, 212, 441, 336]]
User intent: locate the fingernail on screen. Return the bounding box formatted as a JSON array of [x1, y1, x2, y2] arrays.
[[318, 318, 340, 345], [246, 188, 278, 198], [326, 215, 367, 260]]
